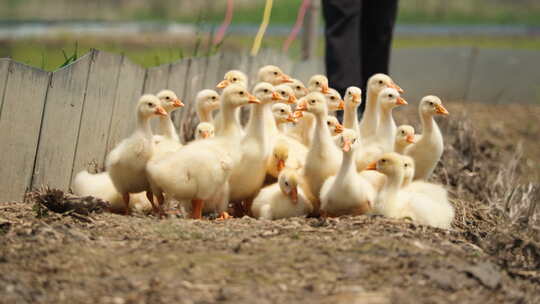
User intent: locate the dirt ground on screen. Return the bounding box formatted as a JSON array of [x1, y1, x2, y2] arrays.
[[1, 102, 539, 304]]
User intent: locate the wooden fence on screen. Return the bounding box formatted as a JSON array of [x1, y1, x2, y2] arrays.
[[0, 49, 325, 202], [0, 47, 539, 202]]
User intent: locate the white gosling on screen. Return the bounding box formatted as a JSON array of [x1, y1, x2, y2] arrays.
[[320, 129, 376, 217], [355, 87, 407, 171], [257, 65, 292, 85], [307, 74, 329, 94], [371, 153, 454, 229], [286, 78, 309, 99], [146, 84, 259, 219], [217, 70, 248, 89], [105, 94, 167, 214], [251, 169, 313, 220], [395, 125, 416, 154], [358, 74, 403, 140], [342, 86, 362, 133], [404, 95, 449, 180], [298, 92, 342, 214], [195, 89, 220, 123], [228, 82, 282, 212], [325, 88, 345, 115], [272, 103, 296, 133], [194, 122, 215, 140]]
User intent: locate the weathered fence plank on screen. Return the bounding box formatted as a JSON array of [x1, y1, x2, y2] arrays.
[[391, 47, 473, 103], [167, 59, 190, 140], [178, 57, 205, 141], [0, 59, 10, 117], [0, 62, 50, 202], [32, 54, 92, 190], [204, 55, 221, 90], [71, 51, 123, 180], [466, 49, 540, 104], [143, 63, 171, 95], [105, 56, 146, 156], [292, 59, 325, 85]]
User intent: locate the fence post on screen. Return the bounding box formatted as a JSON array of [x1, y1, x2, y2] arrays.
[[301, 0, 320, 61]]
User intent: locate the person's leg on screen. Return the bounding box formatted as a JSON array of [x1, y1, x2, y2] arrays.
[[322, 0, 362, 120], [359, 0, 398, 115]]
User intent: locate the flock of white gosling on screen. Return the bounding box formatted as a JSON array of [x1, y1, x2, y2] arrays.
[[73, 65, 455, 229]]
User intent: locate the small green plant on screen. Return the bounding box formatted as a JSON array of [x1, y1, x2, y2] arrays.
[[58, 41, 79, 68]]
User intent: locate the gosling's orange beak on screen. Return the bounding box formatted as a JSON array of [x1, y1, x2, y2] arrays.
[[280, 74, 293, 83], [365, 162, 377, 170], [334, 123, 344, 134], [406, 135, 415, 143], [174, 99, 184, 107], [435, 104, 449, 115], [290, 187, 298, 204], [352, 93, 361, 103], [342, 139, 351, 152], [296, 100, 308, 111], [293, 110, 304, 119], [277, 159, 285, 172], [217, 79, 230, 89], [271, 91, 282, 101], [396, 97, 408, 105], [338, 99, 345, 110], [321, 83, 329, 94], [248, 93, 261, 104], [155, 106, 168, 116], [287, 94, 297, 104], [286, 114, 297, 122], [201, 131, 210, 139], [390, 82, 404, 94]]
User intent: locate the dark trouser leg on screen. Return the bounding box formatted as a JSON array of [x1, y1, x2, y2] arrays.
[[358, 0, 398, 116], [322, 0, 362, 122]]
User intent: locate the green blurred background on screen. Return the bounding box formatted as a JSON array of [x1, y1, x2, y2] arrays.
[[1, 0, 540, 70]]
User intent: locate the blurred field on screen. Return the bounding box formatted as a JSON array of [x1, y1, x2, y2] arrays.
[[1, 0, 540, 25], [3, 34, 540, 71]]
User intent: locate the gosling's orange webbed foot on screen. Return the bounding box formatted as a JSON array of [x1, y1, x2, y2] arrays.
[[122, 193, 131, 216], [191, 199, 204, 219], [217, 212, 233, 220]]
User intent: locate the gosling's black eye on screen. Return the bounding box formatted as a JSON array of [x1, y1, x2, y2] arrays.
[[389, 94, 394, 98], [281, 91, 286, 95], [296, 86, 301, 90], [263, 89, 268, 93], [211, 96, 216, 100], [330, 96, 335, 100], [429, 101, 434, 105], [233, 77, 237, 81], [239, 91, 244, 95], [273, 72, 278, 75], [378, 80, 383, 84], [381, 159, 386, 163], [404, 164, 409, 167], [327, 121, 331, 125], [315, 81, 320, 85], [285, 181, 289, 186], [348, 92, 352, 95], [280, 109, 285, 113], [401, 130, 405, 135], [166, 96, 170, 100], [199, 130, 202, 133], [310, 99, 315, 104]]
